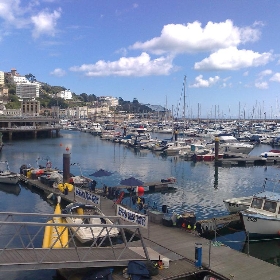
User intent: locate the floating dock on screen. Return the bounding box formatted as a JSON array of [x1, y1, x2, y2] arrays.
[[19, 174, 280, 280]]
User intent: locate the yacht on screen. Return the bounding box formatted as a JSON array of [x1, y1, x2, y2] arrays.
[[206, 134, 254, 155]]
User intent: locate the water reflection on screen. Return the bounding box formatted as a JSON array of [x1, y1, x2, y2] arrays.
[[0, 183, 21, 196], [242, 238, 280, 265]]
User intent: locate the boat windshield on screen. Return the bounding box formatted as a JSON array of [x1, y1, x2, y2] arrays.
[[263, 200, 277, 213], [251, 198, 263, 209]]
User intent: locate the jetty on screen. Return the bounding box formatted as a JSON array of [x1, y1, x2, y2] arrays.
[[17, 171, 280, 280]]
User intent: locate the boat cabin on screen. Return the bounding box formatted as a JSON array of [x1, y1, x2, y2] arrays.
[[249, 191, 280, 215]]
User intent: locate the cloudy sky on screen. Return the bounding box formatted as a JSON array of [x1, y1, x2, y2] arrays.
[[1, 0, 280, 118]]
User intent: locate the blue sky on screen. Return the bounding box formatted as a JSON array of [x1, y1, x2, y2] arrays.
[[1, 1, 280, 119]]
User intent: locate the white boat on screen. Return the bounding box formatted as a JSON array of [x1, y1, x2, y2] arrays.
[[62, 202, 119, 243], [260, 150, 280, 158], [240, 190, 280, 237], [0, 161, 20, 185], [206, 134, 254, 155], [223, 196, 252, 213]]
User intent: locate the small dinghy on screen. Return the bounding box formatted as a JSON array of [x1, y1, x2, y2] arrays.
[[62, 202, 119, 244]]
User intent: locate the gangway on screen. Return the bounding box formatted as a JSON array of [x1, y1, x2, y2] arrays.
[[0, 211, 149, 271]]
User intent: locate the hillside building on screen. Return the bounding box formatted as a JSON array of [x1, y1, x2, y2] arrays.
[[57, 90, 72, 100], [16, 83, 40, 99], [0, 71, 4, 85]]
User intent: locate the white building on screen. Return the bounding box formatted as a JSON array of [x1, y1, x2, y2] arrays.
[[57, 89, 72, 100], [16, 83, 40, 99], [13, 76, 29, 84], [98, 96, 118, 107], [0, 71, 4, 85]]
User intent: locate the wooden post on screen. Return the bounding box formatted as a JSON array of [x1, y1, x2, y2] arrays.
[[63, 153, 70, 183], [214, 137, 219, 161]]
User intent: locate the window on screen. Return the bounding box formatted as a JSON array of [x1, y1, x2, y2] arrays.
[[251, 198, 263, 209], [263, 200, 277, 213]]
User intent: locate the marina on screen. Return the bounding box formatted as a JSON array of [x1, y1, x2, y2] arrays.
[[1, 129, 280, 279], [5, 173, 280, 279]]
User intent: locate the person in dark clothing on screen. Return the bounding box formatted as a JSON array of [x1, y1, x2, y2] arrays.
[[90, 180, 97, 192]]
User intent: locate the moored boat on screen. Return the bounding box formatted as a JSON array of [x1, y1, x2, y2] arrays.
[[0, 161, 20, 185], [223, 196, 252, 213], [240, 190, 280, 237]]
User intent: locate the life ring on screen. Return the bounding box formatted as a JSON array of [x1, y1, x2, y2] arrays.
[[46, 161, 52, 169]]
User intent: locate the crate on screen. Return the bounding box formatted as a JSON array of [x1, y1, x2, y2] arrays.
[[162, 213, 173, 227], [147, 210, 164, 224]]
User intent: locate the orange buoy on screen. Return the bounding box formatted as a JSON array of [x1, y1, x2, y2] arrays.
[[66, 147, 69, 151]]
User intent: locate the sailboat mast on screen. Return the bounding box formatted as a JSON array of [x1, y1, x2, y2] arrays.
[[183, 75, 186, 126]]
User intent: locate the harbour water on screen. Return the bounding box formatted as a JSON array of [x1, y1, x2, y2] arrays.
[[1, 130, 280, 279]]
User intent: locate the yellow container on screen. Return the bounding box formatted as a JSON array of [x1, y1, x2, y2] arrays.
[[77, 208, 84, 215], [27, 170, 32, 178]]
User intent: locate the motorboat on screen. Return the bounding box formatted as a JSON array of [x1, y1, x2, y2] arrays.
[[0, 161, 20, 185], [223, 196, 252, 213], [62, 202, 119, 243], [206, 134, 254, 155], [240, 190, 280, 237], [260, 150, 280, 158]]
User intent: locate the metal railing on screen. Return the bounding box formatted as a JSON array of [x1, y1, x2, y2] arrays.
[[0, 212, 148, 271]]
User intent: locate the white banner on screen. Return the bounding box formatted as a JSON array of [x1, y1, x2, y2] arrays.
[[74, 187, 100, 205], [117, 205, 148, 229]]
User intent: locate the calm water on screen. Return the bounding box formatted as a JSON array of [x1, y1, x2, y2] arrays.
[[1, 130, 280, 279]]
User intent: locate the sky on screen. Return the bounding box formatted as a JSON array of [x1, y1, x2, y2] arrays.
[[1, 0, 280, 119]]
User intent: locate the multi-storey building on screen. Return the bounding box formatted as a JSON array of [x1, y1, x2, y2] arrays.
[[21, 100, 40, 116], [0, 71, 4, 85], [57, 89, 72, 100], [16, 83, 40, 99], [98, 96, 118, 107]]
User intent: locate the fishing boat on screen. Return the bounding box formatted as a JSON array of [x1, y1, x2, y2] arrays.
[[62, 202, 119, 244], [0, 161, 20, 185], [240, 190, 280, 237], [223, 196, 252, 213]]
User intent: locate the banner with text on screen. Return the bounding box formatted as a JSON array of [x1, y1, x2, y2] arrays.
[[75, 187, 100, 205], [116, 205, 148, 229]]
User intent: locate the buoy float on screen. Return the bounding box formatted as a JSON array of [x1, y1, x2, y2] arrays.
[[42, 196, 68, 248], [47, 192, 54, 199], [136, 186, 144, 196], [66, 147, 69, 151], [58, 183, 74, 193]]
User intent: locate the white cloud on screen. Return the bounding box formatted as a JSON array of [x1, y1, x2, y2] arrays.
[[0, 0, 32, 28], [270, 73, 280, 82], [31, 8, 61, 38], [50, 68, 66, 77], [258, 69, 272, 77], [190, 75, 220, 88], [255, 81, 268, 89], [0, 1, 61, 38], [194, 47, 272, 70], [130, 20, 260, 55], [243, 71, 249, 76], [69, 52, 174, 77]]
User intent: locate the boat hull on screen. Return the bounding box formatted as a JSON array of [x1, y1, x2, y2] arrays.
[[0, 175, 19, 185], [240, 211, 280, 237]]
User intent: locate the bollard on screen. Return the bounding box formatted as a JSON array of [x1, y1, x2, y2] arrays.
[[195, 243, 202, 267]]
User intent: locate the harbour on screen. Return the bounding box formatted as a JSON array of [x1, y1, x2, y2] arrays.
[[1, 129, 280, 279]]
